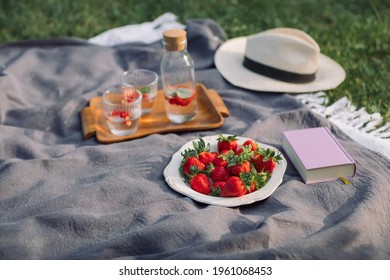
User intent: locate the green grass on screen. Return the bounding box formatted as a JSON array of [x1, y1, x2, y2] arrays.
[[0, 0, 389, 122]]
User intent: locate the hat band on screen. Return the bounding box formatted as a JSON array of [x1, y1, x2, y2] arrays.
[[243, 56, 316, 84]]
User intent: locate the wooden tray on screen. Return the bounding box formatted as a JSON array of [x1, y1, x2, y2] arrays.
[[80, 83, 230, 143]]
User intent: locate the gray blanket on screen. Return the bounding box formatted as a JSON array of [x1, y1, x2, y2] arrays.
[[1, 19, 389, 260]]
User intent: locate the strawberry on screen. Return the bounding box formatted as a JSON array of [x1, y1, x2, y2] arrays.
[[217, 134, 238, 153], [121, 87, 139, 103], [179, 136, 278, 198], [221, 176, 246, 197], [198, 151, 217, 166], [209, 165, 230, 182], [212, 181, 226, 190], [182, 156, 205, 177], [251, 148, 282, 173], [190, 173, 211, 195], [229, 160, 251, 176], [212, 149, 233, 167], [243, 139, 258, 151], [210, 181, 226, 196], [236, 139, 258, 155], [250, 153, 263, 171], [261, 160, 276, 173], [189, 138, 218, 166], [240, 169, 269, 194], [235, 141, 258, 155], [166, 88, 196, 107], [235, 147, 243, 155], [245, 180, 256, 193], [233, 143, 255, 160], [168, 95, 193, 106], [124, 119, 132, 126], [227, 146, 253, 176]]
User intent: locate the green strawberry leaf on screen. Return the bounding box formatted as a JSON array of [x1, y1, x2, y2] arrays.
[[192, 138, 210, 153], [210, 185, 221, 197]]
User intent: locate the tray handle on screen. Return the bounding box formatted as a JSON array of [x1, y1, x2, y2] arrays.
[[80, 106, 96, 139], [200, 85, 230, 117]]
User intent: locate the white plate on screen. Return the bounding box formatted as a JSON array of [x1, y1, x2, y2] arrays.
[[163, 134, 287, 207]]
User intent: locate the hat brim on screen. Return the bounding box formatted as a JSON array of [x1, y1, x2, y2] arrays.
[[214, 36, 346, 93]]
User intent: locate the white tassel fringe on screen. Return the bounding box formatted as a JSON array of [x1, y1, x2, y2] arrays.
[[295, 92, 390, 159]]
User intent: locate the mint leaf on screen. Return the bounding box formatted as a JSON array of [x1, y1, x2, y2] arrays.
[[176, 88, 192, 99]]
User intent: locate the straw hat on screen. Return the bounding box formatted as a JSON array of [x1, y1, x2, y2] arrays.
[[214, 28, 346, 93]]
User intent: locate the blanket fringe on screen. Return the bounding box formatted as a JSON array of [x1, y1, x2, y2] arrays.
[[295, 92, 390, 139]]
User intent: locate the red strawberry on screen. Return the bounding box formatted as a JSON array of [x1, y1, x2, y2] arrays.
[[233, 142, 255, 159], [210, 165, 230, 182], [210, 181, 226, 196], [190, 173, 211, 195], [212, 149, 233, 167], [221, 176, 246, 197], [251, 148, 282, 173], [217, 134, 238, 153], [168, 96, 192, 106], [182, 156, 205, 177], [212, 181, 226, 190], [240, 169, 269, 194], [261, 159, 276, 173], [229, 160, 251, 176], [189, 138, 217, 166], [251, 154, 263, 170], [243, 139, 258, 151], [243, 180, 256, 194], [122, 88, 139, 103], [167, 91, 196, 106], [235, 146, 243, 155], [199, 151, 217, 166]]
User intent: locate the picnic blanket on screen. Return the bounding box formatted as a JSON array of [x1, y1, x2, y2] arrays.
[[0, 18, 389, 260]]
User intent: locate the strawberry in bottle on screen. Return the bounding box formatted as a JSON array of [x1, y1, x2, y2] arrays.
[[161, 29, 197, 124]]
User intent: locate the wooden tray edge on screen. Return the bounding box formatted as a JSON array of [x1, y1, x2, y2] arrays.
[[80, 106, 96, 140]]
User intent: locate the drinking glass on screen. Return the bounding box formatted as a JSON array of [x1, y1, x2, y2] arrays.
[[102, 86, 142, 136], [121, 69, 158, 115]]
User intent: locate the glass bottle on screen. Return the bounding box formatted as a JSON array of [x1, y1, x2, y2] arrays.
[[161, 29, 197, 124]]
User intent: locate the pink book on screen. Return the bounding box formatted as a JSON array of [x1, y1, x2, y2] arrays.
[[282, 127, 356, 184]]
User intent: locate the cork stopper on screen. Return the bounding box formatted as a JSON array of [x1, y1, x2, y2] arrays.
[[163, 29, 187, 51]]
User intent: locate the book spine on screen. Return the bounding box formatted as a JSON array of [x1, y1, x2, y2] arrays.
[[324, 127, 355, 164], [282, 134, 308, 183]]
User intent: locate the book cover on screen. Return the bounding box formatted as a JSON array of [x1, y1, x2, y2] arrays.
[[282, 127, 356, 184]]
